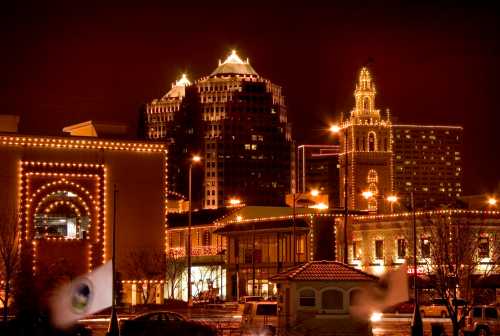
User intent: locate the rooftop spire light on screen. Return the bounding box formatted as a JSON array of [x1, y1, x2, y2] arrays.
[[175, 73, 191, 87], [222, 49, 246, 65]]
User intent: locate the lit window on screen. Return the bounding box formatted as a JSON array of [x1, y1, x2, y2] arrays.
[[479, 236, 489, 258], [397, 239, 406, 258]]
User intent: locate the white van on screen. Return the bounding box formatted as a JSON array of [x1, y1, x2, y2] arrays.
[[241, 301, 278, 336]]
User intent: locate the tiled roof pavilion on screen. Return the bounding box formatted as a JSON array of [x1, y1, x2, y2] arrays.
[[271, 260, 378, 282]]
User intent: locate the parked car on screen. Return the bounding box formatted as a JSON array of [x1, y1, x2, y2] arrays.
[[462, 305, 499, 336], [420, 298, 468, 318], [383, 299, 415, 314], [238, 295, 264, 304], [421, 298, 449, 318], [120, 311, 217, 336], [241, 301, 278, 336]]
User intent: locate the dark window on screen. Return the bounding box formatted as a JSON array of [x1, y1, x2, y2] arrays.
[[368, 133, 375, 152], [244, 249, 262, 263], [299, 289, 316, 307], [421, 238, 431, 258], [256, 304, 277, 316], [485, 308, 497, 319], [244, 249, 253, 264], [375, 240, 384, 259], [472, 308, 482, 318], [321, 289, 343, 310], [352, 241, 359, 260], [363, 97, 369, 110], [397, 239, 407, 258], [234, 239, 239, 257]]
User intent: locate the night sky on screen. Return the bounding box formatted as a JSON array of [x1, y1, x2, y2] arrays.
[[1, 1, 499, 194]]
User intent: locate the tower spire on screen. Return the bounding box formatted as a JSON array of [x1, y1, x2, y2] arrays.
[[352, 67, 379, 119]]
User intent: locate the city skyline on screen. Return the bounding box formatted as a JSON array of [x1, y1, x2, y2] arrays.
[[2, 2, 500, 195]]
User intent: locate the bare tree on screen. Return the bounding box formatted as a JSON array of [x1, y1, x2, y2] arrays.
[[421, 214, 499, 336], [193, 265, 220, 302], [165, 251, 185, 299], [123, 249, 166, 304], [0, 207, 19, 323]]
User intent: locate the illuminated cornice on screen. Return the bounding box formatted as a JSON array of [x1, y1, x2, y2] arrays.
[[0, 135, 166, 153], [354, 209, 500, 221], [393, 124, 463, 130]]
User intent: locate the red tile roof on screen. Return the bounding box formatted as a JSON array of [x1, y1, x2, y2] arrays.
[[271, 260, 378, 282]]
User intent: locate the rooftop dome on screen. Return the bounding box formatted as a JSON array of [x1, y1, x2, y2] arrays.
[[210, 50, 258, 76], [162, 74, 191, 99]]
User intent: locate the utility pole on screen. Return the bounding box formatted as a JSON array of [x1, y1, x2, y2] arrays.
[[410, 191, 423, 336], [343, 129, 349, 264], [107, 184, 120, 336]]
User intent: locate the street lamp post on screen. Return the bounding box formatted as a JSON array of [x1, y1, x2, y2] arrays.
[[107, 185, 120, 336], [330, 125, 349, 264], [386, 192, 423, 336], [187, 155, 201, 307]]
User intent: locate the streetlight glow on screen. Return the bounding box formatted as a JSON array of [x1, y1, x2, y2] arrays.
[[229, 198, 241, 206], [310, 202, 328, 210], [329, 124, 341, 133], [387, 195, 399, 203], [487, 197, 497, 206], [362, 191, 374, 199], [192, 155, 201, 163], [310, 189, 320, 197]]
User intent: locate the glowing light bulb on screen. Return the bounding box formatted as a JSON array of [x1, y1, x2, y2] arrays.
[[330, 125, 341, 133], [387, 195, 398, 203], [362, 191, 374, 199]]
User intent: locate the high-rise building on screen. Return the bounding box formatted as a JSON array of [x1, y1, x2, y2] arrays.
[[339, 67, 393, 213], [142, 51, 292, 209], [296, 144, 340, 208], [392, 124, 464, 208]]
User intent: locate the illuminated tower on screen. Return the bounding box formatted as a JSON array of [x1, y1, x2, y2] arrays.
[[142, 51, 292, 209], [339, 67, 393, 213], [196, 50, 291, 209]]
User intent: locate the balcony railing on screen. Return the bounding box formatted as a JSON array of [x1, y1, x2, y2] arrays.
[[167, 246, 223, 257]]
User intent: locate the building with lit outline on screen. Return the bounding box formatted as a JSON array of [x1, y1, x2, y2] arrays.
[[0, 120, 167, 305], [338, 67, 393, 213], [143, 50, 292, 209]]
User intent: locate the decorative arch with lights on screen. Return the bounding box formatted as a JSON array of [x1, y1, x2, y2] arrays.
[[19, 161, 106, 273]]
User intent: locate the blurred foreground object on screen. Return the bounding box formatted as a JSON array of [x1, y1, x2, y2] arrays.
[[351, 264, 409, 318], [51, 261, 112, 328]]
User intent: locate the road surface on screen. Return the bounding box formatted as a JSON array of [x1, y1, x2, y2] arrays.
[[82, 311, 454, 336]]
